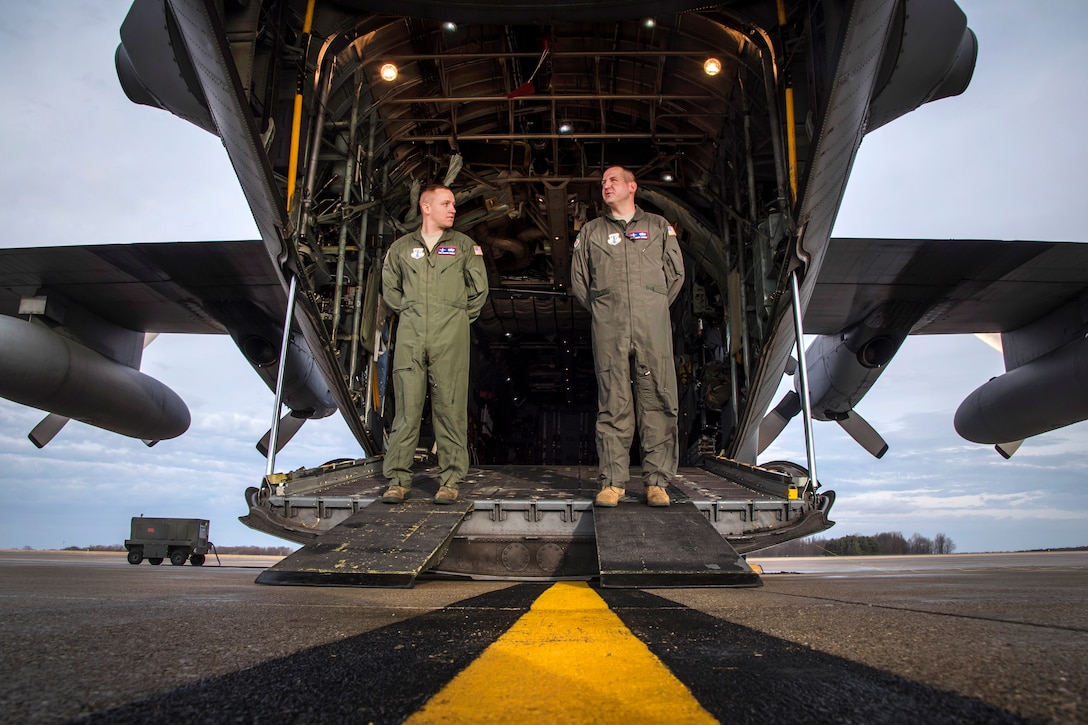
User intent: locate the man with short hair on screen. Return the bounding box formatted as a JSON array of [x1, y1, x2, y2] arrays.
[[571, 166, 685, 507], [380, 184, 489, 504]]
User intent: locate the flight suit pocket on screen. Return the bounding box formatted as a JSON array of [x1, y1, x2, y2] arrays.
[[592, 238, 619, 291], [390, 361, 418, 428], [397, 262, 423, 309], [639, 242, 669, 292], [596, 364, 629, 418], [635, 357, 677, 412], [438, 263, 468, 308], [664, 244, 684, 288]]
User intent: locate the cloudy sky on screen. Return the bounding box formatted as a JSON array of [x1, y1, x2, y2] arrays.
[[1, 1, 1085, 552]]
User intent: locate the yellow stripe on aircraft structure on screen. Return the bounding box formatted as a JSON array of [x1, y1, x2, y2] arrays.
[[406, 581, 718, 724]]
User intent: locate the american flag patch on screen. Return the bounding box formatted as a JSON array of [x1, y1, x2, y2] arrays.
[[437, 246, 457, 255], [473, 245, 483, 256]]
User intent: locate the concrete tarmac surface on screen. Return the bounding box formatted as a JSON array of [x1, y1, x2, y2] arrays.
[[1, 549, 1085, 724]]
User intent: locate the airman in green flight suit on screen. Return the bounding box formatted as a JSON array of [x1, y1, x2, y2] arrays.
[[571, 166, 685, 507], [380, 184, 489, 504]]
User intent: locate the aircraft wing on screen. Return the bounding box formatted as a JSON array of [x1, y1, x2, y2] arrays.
[[755, 237, 1088, 458], [0, 240, 340, 448], [805, 238, 1088, 336], [0, 240, 282, 334]]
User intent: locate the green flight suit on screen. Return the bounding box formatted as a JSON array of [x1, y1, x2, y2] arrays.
[[382, 229, 489, 489], [570, 206, 685, 489]]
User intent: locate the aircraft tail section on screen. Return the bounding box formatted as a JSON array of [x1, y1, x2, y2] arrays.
[[116, 0, 216, 134]]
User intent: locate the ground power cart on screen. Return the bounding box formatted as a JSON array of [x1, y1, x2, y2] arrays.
[[125, 517, 210, 566]]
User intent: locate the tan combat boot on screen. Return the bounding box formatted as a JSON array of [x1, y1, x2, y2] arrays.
[[594, 486, 625, 507], [434, 485, 459, 504], [381, 484, 410, 504], [645, 485, 670, 507]]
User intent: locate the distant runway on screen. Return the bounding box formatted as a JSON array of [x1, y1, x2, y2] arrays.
[[1, 550, 1084, 724], [752, 550, 1088, 574]]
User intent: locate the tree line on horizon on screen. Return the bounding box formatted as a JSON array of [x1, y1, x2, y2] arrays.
[[760, 531, 956, 557]]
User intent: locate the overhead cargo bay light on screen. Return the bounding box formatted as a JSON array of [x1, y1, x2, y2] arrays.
[[703, 57, 722, 76], [379, 63, 398, 82]]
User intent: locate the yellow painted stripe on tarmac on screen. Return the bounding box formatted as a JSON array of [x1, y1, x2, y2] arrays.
[[405, 581, 718, 724]]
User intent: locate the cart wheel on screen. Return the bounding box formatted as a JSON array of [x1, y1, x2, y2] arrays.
[[190, 554, 206, 566], [170, 550, 189, 566], [148, 558, 163, 565], [126, 548, 144, 565]]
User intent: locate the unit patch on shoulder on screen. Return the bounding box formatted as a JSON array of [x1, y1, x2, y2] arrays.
[[607, 232, 622, 246], [437, 246, 457, 255], [627, 230, 649, 241], [411, 247, 425, 259], [473, 245, 483, 256], [667, 225, 677, 236], [573, 235, 581, 249]]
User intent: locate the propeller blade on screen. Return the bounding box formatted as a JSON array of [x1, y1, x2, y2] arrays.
[[28, 413, 69, 448], [995, 439, 1023, 459], [836, 411, 889, 459], [256, 414, 307, 456], [974, 332, 1002, 353], [757, 390, 801, 454]]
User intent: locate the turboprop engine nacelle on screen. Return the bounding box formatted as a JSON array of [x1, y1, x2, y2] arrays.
[[954, 335, 1088, 444], [759, 322, 909, 458], [804, 328, 907, 417], [0, 316, 190, 441]]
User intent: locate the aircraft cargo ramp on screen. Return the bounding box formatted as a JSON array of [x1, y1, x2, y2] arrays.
[[242, 457, 834, 587]]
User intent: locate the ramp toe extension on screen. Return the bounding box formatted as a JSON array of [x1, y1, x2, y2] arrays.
[[256, 500, 472, 587], [594, 501, 762, 588]]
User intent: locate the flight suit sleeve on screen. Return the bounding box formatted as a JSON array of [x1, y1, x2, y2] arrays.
[[381, 245, 405, 315], [570, 231, 590, 309], [464, 243, 489, 323], [663, 223, 685, 305]]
